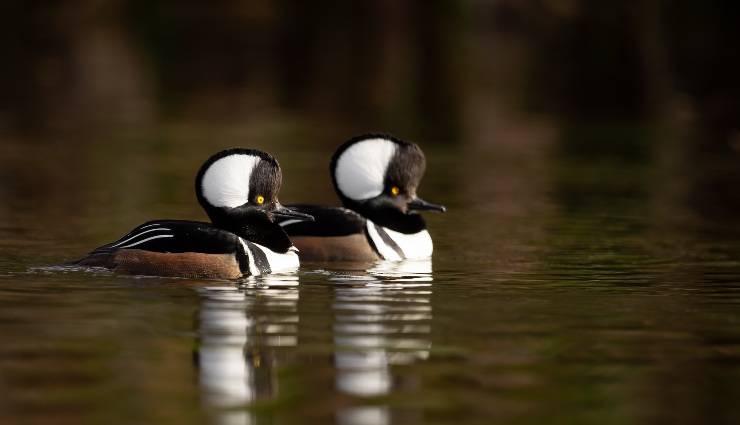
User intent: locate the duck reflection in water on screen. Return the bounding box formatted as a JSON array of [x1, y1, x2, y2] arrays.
[[332, 259, 433, 425], [195, 274, 299, 425]]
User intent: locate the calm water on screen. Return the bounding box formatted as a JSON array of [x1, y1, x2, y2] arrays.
[[1, 126, 740, 425]]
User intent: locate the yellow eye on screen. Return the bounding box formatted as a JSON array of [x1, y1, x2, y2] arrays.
[[390, 186, 400, 196], [255, 195, 265, 205]]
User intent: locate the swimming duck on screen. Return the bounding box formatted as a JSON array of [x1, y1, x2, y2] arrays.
[[277, 134, 445, 261], [76, 148, 313, 278]]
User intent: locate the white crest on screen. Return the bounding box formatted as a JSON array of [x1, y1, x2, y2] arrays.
[[334, 138, 397, 200], [201, 154, 261, 208]]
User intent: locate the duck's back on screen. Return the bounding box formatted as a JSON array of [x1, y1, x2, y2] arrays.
[[76, 220, 250, 279], [278, 204, 379, 262], [279, 204, 436, 262]]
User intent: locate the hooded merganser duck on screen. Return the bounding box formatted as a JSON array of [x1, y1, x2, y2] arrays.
[[276, 134, 446, 262], [75, 148, 313, 279]]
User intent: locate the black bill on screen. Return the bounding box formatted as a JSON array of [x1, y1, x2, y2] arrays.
[[408, 197, 447, 213], [272, 204, 315, 221]]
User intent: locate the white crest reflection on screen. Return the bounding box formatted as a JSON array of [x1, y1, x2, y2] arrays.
[[332, 259, 433, 425], [195, 274, 299, 425]]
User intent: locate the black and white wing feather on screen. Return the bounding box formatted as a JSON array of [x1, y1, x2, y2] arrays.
[[89, 220, 241, 255]]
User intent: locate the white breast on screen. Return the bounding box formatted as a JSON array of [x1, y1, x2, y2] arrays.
[[239, 239, 300, 276], [252, 243, 300, 274], [365, 220, 433, 261]]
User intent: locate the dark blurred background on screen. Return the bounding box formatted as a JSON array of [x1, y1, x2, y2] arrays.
[[2, 1, 738, 140], [0, 0, 739, 248]]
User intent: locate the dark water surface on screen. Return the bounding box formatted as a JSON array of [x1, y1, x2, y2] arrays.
[[1, 127, 740, 425]]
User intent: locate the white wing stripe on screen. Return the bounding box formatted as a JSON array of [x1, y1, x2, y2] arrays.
[[120, 234, 174, 249], [111, 227, 171, 248]]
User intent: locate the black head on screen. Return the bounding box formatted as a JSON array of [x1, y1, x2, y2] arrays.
[[330, 134, 446, 234], [195, 148, 313, 252]]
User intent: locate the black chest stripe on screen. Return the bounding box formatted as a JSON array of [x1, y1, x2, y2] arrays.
[[364, 227, 381, 258], [373, 223, 405, 260], [235, 245, 252, 276], [246, 242, 272, 275]]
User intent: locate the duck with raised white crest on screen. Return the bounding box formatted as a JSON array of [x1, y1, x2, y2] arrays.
[[75, 148, 313, 278], [277, 134, 446, 262]]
